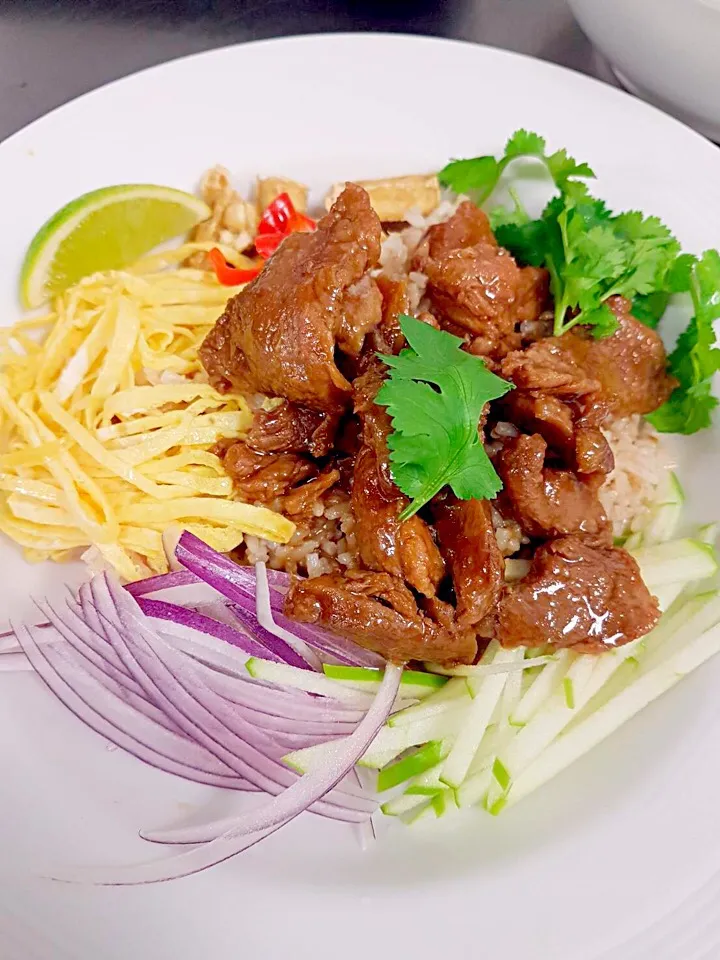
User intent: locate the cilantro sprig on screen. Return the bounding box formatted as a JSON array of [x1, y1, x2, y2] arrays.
[[375, 315, 512, 519], [647, 250, 720, 434], [438, 129, 720, 435], [438, 129, 595, 202], [441, 131, 684, 338], [493, 184, 682, 337]]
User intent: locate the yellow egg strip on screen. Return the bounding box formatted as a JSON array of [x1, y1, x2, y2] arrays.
[[117, 497, 294, 541], [0, 245, 295, 579], [89, 297, 141, 404], [38, 390, 189, 500], [0, 441, 64, 468], [101, 382, 231, 420], [0, 476, 64, 502], [0, 384, 117, 542]]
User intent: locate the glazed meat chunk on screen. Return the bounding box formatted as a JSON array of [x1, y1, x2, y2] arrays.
[[499, 392, 614, 477], [200, 183, 382, 413], [417, 201, 497, 258], [500, 339, 600, 397], [500, 297, 675, 421], [498, 536, 660, 652], [570, 296, 677, 419], [219, 443, 316, 503], [573, 423, 615, 476], [278, 468, 341, 517], [421, 247, 548, 357], [245, 400, 338, 458], [350, 360, 445, 597], [285, 570, 477, 664], [352, 446, 445, 597], [367, 275, 410, 357], [413, 202, 549, 358], [499, 392, 575, 458], [336, 276, 384, 357], [433, 496, 504, 629], [352, 361, 398, 499], [496, 433, 610, 540]]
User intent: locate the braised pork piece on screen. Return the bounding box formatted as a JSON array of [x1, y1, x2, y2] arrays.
[[201, 185, 674, 665]]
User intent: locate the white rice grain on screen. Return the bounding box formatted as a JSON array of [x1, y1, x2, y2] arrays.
[[600, 416, 675, 538]]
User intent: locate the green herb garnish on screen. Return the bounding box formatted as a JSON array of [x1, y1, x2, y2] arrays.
[[438, 128, 594, 202], [647, 250, 720, 434], [492, 181, 682, 337], [376, 315, 512, 520], [439, 129, 720, 434], [442, 132, 683, 339]]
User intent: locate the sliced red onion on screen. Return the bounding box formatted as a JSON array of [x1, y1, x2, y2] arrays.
[[17, 586, 375, 813], [125, 570, 200, 596], [0, 620, 53, 654], [177, 657, 366, 720], [247, 576, 385, 668], [175, 532, 384, 668], [173, 534, 318, 669], [186, 664, 362, 735], [58, 663, 401, 883], [29, 603, 252, 779], [107, 596, 370, 754], [224, 569, 386, 667], [41, 616, 188, 741], [120, 537, 383, 669], [8, 535, 403, 880], [216, 598, 312, 670], [254, 561, 323, 670], [356, 815, 377, 851], [39, 596, 138, 692], [137, 598, 277, 663], [14, 622, 259, 792], [89, 575, 373, 819], [152, 622, 264, 680], [191, 599, 250, 631], [354, 766, 377, 850], [75, 583, 135, 677]]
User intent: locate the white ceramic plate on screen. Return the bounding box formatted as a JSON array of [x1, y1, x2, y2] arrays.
[[2, 34, 720, 960]]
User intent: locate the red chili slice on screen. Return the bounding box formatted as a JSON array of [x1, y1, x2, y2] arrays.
[[207, 247, 262, 286]]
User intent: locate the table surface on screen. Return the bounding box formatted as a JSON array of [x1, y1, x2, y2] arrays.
[[0, 0, 617, 143]]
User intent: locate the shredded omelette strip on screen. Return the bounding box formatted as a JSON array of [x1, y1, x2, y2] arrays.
[[0, 242, 295, 581]]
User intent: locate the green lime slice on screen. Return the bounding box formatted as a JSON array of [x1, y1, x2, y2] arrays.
[[20, 184, 211, 308]]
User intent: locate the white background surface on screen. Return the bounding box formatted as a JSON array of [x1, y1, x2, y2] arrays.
[[1, 35, 720, 960]]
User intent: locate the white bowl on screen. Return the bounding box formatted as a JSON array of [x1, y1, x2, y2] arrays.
[[568, 0, 720, 140]]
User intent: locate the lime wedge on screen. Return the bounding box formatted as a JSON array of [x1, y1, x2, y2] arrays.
[[20, 184, 211, 308]]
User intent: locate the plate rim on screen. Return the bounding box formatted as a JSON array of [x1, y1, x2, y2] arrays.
[[1, 31, 720, 960], [3, 29, 720, 168]]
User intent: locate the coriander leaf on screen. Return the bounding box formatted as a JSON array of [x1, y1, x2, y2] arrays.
[[438, 129, 594, 202], [545, 149, 595, 189], [504, 131, 596, 189], [583, 304, 620, 338], [493, 219, 550, 267], [540, 189, 681, 335], [504, 129, 546, 159], [647, 250, 720, 434], [613, 211, 676, 244], [667, 253, 697, 293], [631, 291, 670, 328], [490, 190, 551, 266], [497, 180, 682, 337], [375, 315, 513, 520], [438, 155, 499, 198], [488, 187, 529, 230]]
